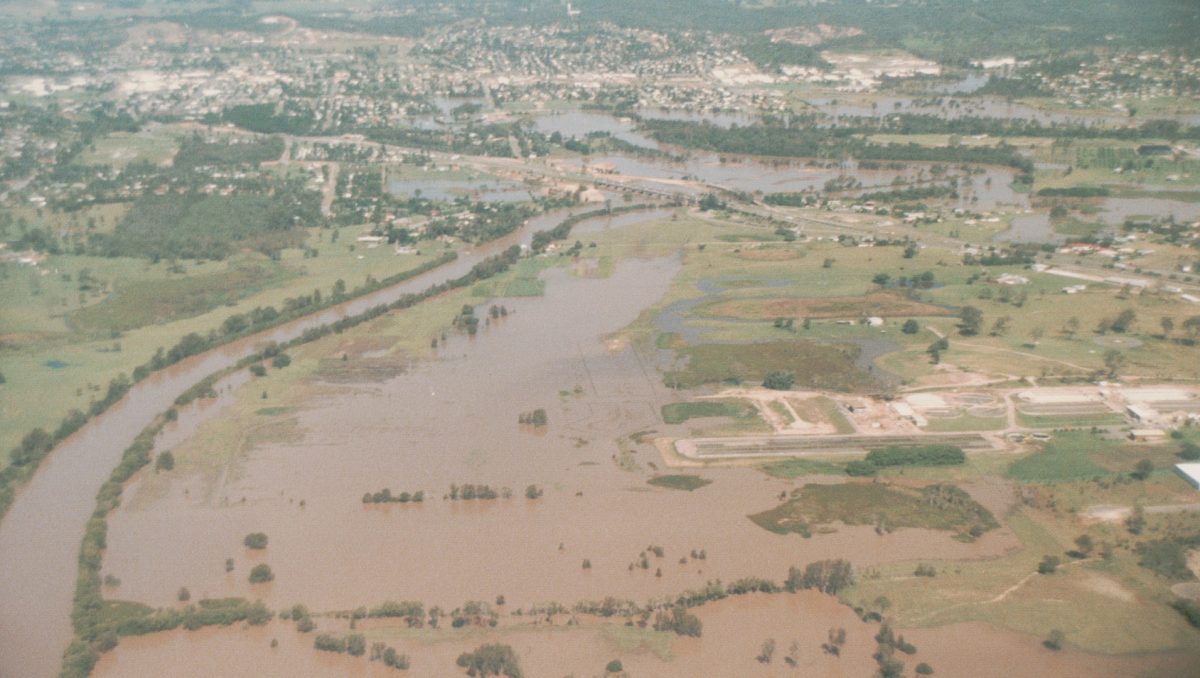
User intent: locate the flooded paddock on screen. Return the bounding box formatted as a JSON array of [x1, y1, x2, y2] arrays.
[[101, 250, 1020, 614], [0, 207, 662, 677]]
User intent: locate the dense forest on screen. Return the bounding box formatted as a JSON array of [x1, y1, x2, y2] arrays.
[[98, 185, 320, 260]]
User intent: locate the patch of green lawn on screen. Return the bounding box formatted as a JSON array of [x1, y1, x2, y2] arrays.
[[647, 474, 712, 491]]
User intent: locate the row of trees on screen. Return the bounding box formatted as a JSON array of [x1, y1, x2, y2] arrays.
[[638, 119, 1036, 172], [362, 489, 426, 504]]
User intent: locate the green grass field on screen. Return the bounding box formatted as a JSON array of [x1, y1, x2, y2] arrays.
[[663, 341, 872, 391], [1006, 432, 1117, 482], [647, 474, 713, 491], [661, 400, 756, 424], [748, 482, 997, 540]]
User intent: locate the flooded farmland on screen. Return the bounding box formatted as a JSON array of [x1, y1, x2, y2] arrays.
[[100, 250, 1019, 613], [6, 114, 1200, 678], [0, 208, 660, 677]]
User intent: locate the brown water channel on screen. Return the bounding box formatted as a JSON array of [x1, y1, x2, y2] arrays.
[[0, 206, 669, 678]]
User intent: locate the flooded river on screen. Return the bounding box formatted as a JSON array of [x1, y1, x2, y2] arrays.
[[0, 206, 663, 678]]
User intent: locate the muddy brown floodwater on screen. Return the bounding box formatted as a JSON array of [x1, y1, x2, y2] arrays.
[[0, 206, 669, 678], [100, 254, 1021, 617]]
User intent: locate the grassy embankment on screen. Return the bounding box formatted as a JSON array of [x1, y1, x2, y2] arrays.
[[0, 233, 452, 457], [748, 482, 998, 540]]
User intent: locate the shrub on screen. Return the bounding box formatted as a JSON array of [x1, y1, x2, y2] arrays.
[[866, 445, 965, 467], [653, 605, 702, 637], [248, 564, 274, 583], [243, 532, 268, 549], [763, 371, 796, 390], [845, 460, 877, 476], [314, 634, 346, 653]]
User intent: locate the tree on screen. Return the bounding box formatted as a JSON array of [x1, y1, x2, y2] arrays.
[[244, 532, 268, 549], [271, 353, 291, 369], [1063, 316, 1080, 338], [1043, 630, 1065, 651], [873, 273, 891, 286], [1131, 458, 1154, 481], [1037, 555, 1060, 574], [1074, 534, 1094, 556], [1111, 309, 1136, 333], [456, 643, 523, 678], [1103, 349, 1124, 378], [1183, 315, 1200, 339], [155, 451, 175, 472], [1180, 441, 1200, 461], [606, 659, 624, 673], [958, 306, 983, 336], [916, 662, 935, 674], [1161, 316, 1174, 338], [178, 587, 190, 602], [989, 316, 1011, 337], [902, 319, 919, 334], [249, 364, 267, 377], [345, 633, 366, 657], [248, 564, 274, 583]]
